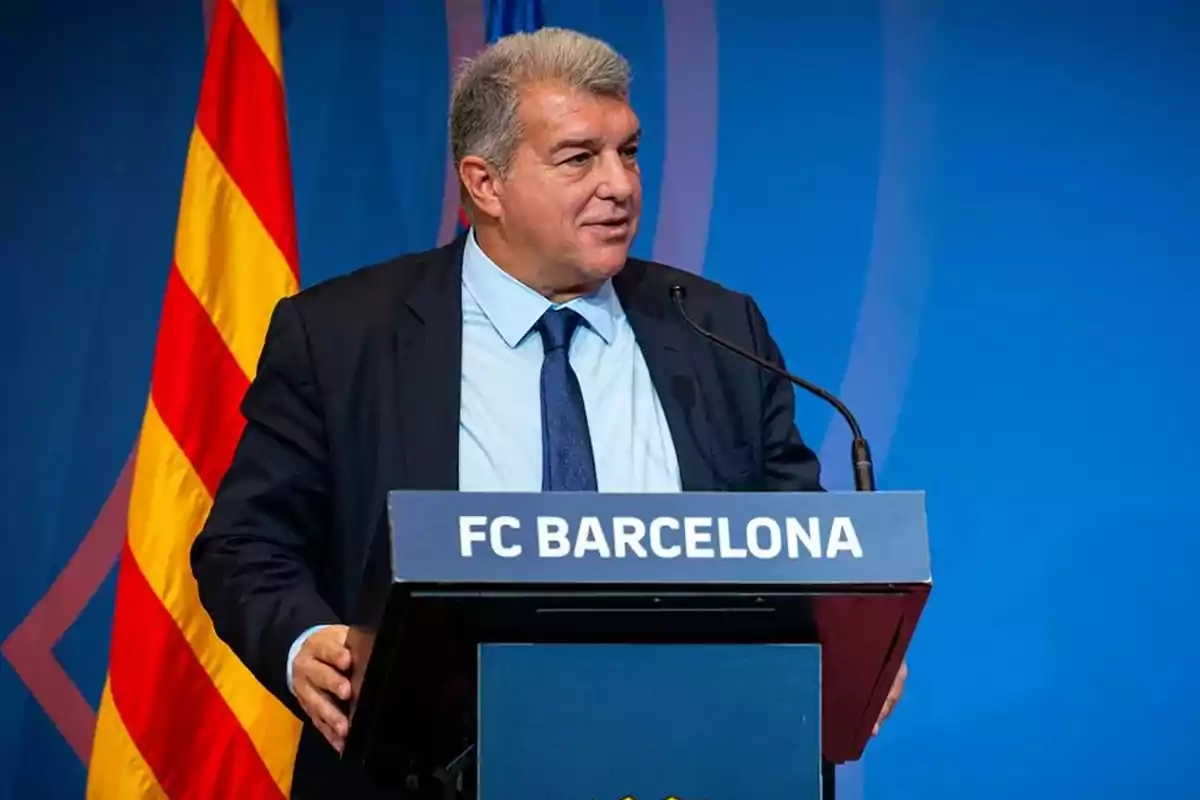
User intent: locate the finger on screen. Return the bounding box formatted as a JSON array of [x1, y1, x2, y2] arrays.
[[302, 701, 345, 753], [308, 713, 343, 753], [298, 682, 350, 742], [298, 682, 347, 733], [310, 635, 352, 672], [873, 696, 897, 736], [874, 662, 907, 736], [301, 659, 353, 701]]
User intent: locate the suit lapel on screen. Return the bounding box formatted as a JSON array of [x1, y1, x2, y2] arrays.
[[393, 238, 465, 492], [614, 262, 722, 491]]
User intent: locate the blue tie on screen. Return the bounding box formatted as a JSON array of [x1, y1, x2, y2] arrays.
[[536, 308, 598, 491]]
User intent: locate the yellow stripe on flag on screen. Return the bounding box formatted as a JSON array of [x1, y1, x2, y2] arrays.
[[230, 0, 283, 77], [174, 129, 299, 381], [124, 399, 301, 794], [86, 682, 168, 800]]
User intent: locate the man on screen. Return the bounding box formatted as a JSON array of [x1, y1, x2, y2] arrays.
[[192, 26, 903, 798]]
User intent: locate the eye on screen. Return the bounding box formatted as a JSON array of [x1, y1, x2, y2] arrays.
[[621, 145, 639, 161], [563, 152, 592, 166]]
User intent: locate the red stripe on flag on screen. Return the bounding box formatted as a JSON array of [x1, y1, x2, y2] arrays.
[[197, 0, 299, 278], [108, 542, 282, 799], [150, 265, 250, 496]]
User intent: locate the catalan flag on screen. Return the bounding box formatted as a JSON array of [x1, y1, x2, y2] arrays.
[[87, 1, 301, 796]]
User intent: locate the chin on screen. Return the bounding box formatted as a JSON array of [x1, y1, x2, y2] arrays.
[[578, 244, 633, 279], [578, 258, 627, 284]]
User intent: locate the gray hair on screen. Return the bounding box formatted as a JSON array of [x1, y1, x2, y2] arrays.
[[449, 27, 632, 175]]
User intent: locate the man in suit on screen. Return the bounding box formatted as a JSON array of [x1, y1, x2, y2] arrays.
[[193, 25, 903, 798]]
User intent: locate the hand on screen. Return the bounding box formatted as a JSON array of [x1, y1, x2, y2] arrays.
[[873, 659, 907, 736], [290, 624, 353, 752]]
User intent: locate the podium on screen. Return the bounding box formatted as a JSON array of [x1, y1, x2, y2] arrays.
[[343, 490, 931, 799]]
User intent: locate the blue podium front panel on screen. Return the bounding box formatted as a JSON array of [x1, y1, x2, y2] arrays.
[[477, 643, 821, 800]]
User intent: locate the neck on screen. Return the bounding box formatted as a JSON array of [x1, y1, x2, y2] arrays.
[[473, 224, 602, 304]]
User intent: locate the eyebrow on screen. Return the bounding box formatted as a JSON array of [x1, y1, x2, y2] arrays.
[[551, 137, 602, 154], [551, 129, 642, 154]]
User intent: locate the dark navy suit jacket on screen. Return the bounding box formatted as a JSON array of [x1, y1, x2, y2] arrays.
[[191, 234, 822, 797]]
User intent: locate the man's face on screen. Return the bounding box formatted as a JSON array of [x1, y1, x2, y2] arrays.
[[497, 81, 642, 287]]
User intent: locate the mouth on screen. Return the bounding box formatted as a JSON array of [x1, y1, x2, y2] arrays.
[[586, 219, 632, 237]]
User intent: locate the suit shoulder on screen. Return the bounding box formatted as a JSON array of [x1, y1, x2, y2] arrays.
[[287, 248, 430, 316], [281, 238, 463, 335], [626, 257, 754, 312]]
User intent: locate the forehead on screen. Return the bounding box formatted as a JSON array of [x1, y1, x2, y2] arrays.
[[516, 81, 639, 146]]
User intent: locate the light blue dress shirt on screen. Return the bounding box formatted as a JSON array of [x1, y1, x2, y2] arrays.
[[286, 230, 681, 690], [458, 228, 681, 492]]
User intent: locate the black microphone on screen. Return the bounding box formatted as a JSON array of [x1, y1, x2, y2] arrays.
[[669, 284, 876, 492]]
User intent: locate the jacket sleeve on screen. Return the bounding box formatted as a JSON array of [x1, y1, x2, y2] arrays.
[[743, 294, 825, 492], [191, 296, 340, 713]]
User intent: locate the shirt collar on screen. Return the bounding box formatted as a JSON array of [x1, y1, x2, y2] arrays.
[[461, 228, 619, 348]]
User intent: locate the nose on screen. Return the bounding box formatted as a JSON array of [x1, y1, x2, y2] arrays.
[[595, 150, 636, 204]]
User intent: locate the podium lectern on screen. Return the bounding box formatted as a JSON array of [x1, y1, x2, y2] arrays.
[[342, 490, 931, 799]]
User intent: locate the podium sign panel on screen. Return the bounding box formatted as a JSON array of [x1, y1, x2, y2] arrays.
[[389, 490, 929, 585], [344, 490, 930, 797]]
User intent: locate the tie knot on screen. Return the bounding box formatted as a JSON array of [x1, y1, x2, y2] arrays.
[[535, 307, 585, 353]]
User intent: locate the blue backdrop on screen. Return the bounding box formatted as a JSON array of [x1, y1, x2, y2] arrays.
[[3, 1, 1198, 797]]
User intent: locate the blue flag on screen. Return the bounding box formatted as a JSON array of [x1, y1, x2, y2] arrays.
[[457, 0, 547, 235], [486, 0, 545, 42]]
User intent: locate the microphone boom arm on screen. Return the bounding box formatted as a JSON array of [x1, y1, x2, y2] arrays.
[[670, 285, 876, 492]]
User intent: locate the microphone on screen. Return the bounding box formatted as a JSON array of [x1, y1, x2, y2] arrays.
[[669, 285, 876, 492]]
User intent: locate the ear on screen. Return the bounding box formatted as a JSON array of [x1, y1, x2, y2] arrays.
[[459, 156, 504, 219]]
